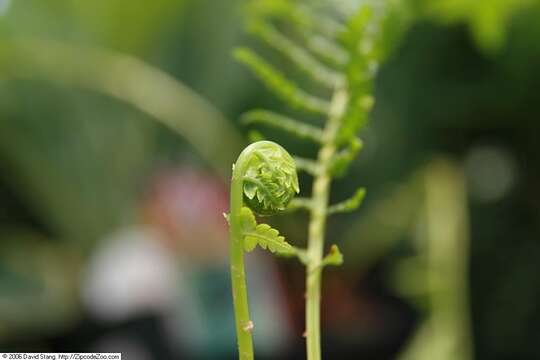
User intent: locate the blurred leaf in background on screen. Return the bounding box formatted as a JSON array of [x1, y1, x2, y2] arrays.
[[411, 0, 537, 53], [0, 0, 246, 348]]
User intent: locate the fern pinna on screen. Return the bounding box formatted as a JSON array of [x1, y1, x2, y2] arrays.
[[229, 1, 403, 359]]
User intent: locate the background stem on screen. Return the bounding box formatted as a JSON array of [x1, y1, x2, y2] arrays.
[[305, 88, 348, 360], [423, 160, 473, 360]]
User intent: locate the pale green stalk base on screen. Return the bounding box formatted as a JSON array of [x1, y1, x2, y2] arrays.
[[306, 89, 348, 360]]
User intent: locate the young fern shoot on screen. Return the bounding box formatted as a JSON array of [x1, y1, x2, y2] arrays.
[[228, 141, 299, 360], [233, 1, 403, 359]]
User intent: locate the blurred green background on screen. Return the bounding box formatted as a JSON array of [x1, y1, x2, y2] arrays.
[[0, 0, 539, 359]]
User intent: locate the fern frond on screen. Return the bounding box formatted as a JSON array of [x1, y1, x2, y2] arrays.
[[336, 4, 380, 145], [245, 224, 294, 254], [295, 4, 346, 39], [239, 207, 294, 255], [242, 110, 324, 143], [240, 141, 300, 216], [327, 187, 366, 215], [341, 5, 378, 56], [249, 21, 344, 88], [305, 34, 349, 67], [248, 0, 345, 40], [243, 174, 293, 214], [239, 206, 257, 233], [247, 0, 308, 28], [336, 94, 374, 145], [231, 2, 404, 358], [234, 47, 330, 115], [287, 197, 313, 212], [248, 129, 266, 143], [294, 156, 322, 176], [327, 137, 363, 177]]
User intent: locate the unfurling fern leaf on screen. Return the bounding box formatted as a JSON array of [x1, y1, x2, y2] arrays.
[[239, 141, 299, 215], [228, 141, 300, 360]]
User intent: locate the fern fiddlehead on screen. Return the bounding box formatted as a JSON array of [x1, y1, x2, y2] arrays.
[[228, 140, 299, 360], [232, 1, 406, 359]]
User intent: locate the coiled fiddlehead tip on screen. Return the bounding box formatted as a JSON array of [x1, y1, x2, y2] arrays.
[[240, 141, 299, 216]]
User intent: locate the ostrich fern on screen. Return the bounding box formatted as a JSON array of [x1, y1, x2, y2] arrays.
[[229, 1, 406, 359]]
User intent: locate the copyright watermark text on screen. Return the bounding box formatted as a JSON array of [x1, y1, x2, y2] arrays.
[[0, 354, 121, 360]]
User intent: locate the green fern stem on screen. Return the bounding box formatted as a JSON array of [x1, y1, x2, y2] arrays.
[[229, 147, 255, 360], [229, 141, 299, 360], [306, 88, 348, 360]]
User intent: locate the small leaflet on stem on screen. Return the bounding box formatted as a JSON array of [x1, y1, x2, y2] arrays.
[[239, 207, 295, 255], [286, 197, 313, 212], [327, 188, 366, 215], [321, 244, 344, 267]]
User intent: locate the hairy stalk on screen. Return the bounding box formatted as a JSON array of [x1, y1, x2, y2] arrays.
[[306, 88, 348, 360], [229, 149, 255, 360]]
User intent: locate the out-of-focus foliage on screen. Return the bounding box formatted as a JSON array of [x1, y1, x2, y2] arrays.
[[0, 0, 245, 254], [0, 0, 187, 53], [409, 0, 540, 52], [0, 230, 80, 338], [0, 81, 155, 247], [2, 39, 243, 175], [0, 0, 246, 346]]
